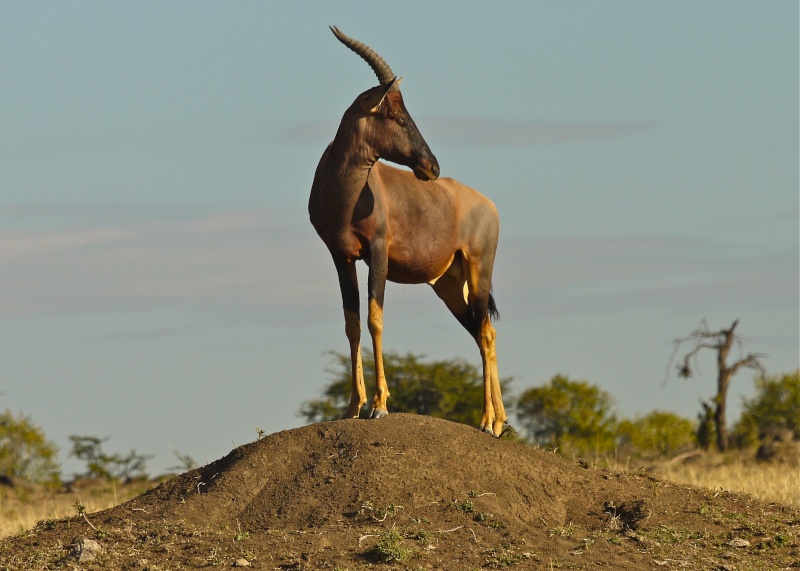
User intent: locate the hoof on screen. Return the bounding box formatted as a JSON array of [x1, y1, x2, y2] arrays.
[[341, 409, 362, 420], [481, 426, 495, 437], [370, 408, 389, 419]]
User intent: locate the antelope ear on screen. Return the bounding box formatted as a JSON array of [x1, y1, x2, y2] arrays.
[[359, 77, 399, 112]]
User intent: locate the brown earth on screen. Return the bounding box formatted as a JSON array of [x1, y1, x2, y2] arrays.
[[2, 414, 798, 570]]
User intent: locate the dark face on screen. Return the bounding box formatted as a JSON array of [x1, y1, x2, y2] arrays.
[[371, 91, 440, 181]]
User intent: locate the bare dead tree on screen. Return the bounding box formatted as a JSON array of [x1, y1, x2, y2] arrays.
[[668, 319, 765, 451]]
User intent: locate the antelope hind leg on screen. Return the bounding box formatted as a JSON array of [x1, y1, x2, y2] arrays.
[[479, 318, 506, 437], [430, 262, 502, 436]]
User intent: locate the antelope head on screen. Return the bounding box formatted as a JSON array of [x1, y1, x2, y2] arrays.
[[331, 26, 440, 181]]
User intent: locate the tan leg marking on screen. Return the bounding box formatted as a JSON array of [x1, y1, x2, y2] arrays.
[[477, 318, 495, 433], [477, 319, 506, 435], [343, 309, 366, 418], [483, 321, 506, 435], [468, 256, 506, 435], [367, 298, 390, 413]]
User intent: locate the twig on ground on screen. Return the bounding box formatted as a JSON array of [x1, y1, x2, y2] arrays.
[[82, 512, 98, 531], [436, 526, 463, 533]]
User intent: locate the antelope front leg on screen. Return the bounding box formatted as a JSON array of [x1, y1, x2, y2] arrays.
[[336, 260, 366, 419], [367, 250, 390, 418]]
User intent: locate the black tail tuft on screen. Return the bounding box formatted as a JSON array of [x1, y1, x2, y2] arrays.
[[488, 293, 499, 321]]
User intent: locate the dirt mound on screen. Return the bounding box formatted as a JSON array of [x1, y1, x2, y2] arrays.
[[2, 414, 798, 570], [141, 414, 575, 532]]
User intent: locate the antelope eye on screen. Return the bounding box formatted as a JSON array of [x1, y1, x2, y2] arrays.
[[396, 115, 406, 126]]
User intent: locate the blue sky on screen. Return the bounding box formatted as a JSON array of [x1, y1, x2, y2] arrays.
[[2, 2, 797, 475]]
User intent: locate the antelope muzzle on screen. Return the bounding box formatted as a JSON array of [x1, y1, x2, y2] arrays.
[[413, 152, 440, 181]]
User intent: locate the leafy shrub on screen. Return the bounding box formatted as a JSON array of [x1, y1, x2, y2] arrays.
[[0, 409, 60, 487], [369, 527, 411, 563], [731, 370, 800, 448], [617, 411, 697, 459], [516, 375, 617, 458]]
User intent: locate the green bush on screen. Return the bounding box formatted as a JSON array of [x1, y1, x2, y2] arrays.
[[369, 527, 411, 563], [617, 411, 697, 459], [516, 375, 617, 458], [0, 409, 60, 487], [731, 370, 800, 448]]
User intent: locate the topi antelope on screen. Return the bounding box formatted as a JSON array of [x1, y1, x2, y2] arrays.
[[308, 26, 506, 436]]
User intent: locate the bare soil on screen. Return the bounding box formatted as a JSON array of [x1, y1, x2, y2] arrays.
[[2, 414, 798, 570]]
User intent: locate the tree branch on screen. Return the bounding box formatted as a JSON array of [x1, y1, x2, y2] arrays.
[[665, 318, 760, 384], [677, 343, 719, 378], [728, 353, 766, 377]]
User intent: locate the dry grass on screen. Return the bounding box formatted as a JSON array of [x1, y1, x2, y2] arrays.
[[658, 455, 799, 507], [0, 480, 153, 539]]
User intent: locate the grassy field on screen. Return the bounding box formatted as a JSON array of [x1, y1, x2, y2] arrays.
[[1, 451, 797, 540], [0, 480, 155, 539], [656, 454, 799, 507]]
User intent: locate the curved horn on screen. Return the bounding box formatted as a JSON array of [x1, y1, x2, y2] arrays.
[[330, 26, 395, 86]]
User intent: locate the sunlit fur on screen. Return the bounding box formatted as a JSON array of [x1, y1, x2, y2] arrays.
[[308, 28, 506, 435]]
